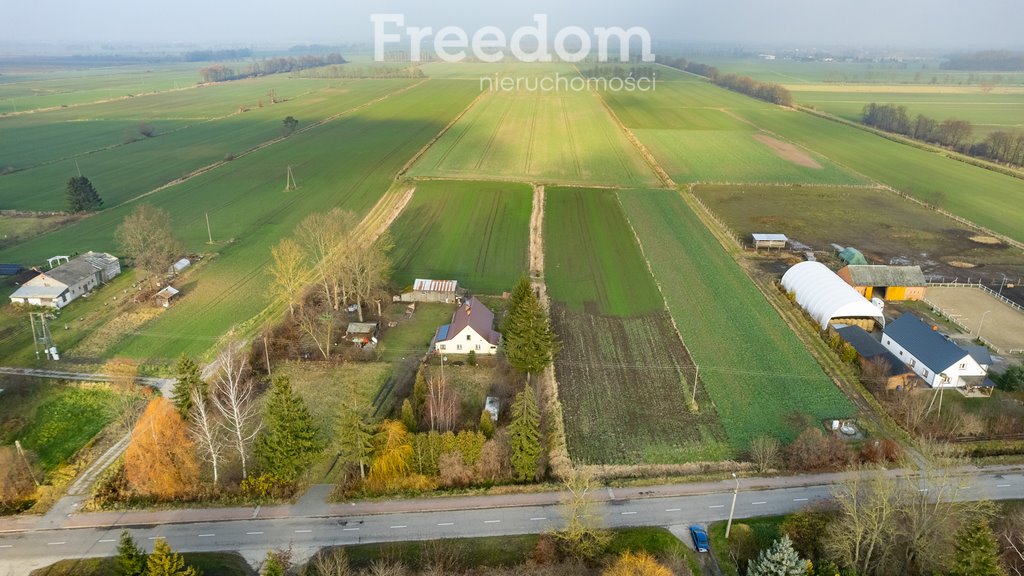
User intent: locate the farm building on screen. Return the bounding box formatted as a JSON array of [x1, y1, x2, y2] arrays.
[[881, 314, 988, 389], [837, 265, 926, 301], [837, 247, 868, 266], [154, 286, 180, 308], [9, 252, 120, 309], [781, 261, 885, 330], [835, 325, 915, 390], [170, 258, 191, 275], [433, 296, 501, 355], [398, 278, 460, 303], [346, 322, 379, 348], [751, 233, 789, 250]]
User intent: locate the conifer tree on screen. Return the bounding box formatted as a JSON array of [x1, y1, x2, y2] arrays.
[[503, 277, 557, 382], [401, 399, 417, 433], [746, 535, 807, 576], [116, 530, 147, 576], [479, 408, 495, 439], [146, 539, 200, 576], [254, 376, 324, 482], [338, 402, 376, 479], [66, 176, 103, 212], [173, 355, 206, 421], [509, 385, 541, 481], [949, 517, 1006, 576]]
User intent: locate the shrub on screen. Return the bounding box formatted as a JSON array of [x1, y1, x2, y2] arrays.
[[785, 428, 852, 471]]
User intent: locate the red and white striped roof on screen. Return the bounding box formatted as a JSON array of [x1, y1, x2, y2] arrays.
[[413, 279, 458, 293]]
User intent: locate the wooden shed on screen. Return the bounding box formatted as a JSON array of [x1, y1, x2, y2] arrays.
[[837, 265, 926, 301], [154, 286, 180, 308], [751, 233, 789, 250]]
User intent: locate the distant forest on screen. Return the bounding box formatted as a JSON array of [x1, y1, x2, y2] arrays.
[[657, 56, 793, 106], [943, 50, 1024, 71], [199, 53, 347, 83], [183, 49, 252, 62]]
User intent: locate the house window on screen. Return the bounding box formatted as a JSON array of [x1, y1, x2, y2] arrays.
[[923, 370, 929, 378], [440, 345, 446, 351], [475, 345, 481, 351], [885, 339, 890, 345], [898, 350, 903, 356], [466, 335, 471, 341], [457, 344, 462, 351], [909, 359, 915, 367], [958, 363, 966, 369]]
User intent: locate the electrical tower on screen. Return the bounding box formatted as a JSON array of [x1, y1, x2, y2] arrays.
[[29, 312, 58, 360], [285, 165, 298, 191]]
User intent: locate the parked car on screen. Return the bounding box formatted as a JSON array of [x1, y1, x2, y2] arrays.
[[690, 525, 709, 552]]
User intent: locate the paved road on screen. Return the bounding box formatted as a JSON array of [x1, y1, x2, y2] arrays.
[[2, 468, 1022, 575], [0, 367, 175, 397]]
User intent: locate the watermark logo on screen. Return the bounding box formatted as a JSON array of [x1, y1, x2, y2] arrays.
[[371, 14, 655, 64], [480, 73, 656, 93]]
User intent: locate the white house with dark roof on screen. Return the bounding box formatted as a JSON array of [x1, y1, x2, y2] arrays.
[[881, 314, 988, 388], [434, 296, 500, 355], [9, 252, 120, 309]]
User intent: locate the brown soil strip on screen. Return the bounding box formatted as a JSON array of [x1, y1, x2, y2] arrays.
[[948, 261, 977, 269], [970, 235, 1003, 245], [753, 133, 822, 169]]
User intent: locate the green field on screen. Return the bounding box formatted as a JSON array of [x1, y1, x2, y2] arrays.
[[543, 187, 663, 316], [0, 80, 480, 362], [389, 180, 532, 294], [544, 186, 730, 464], [0, 377, 121, 473], [619, 190, 854, 448], [1, 79, 412, 211], [603, 80, 863, 185], [410, 87, 661, 187]]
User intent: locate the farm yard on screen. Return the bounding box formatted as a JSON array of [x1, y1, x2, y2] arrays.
[[692, 184, 1024, 292], [544, 186, 729, 464], [410, 85, 661, 187], [618, 189, 854, 449], [923, 286, 1024, 353], [388, 180, 532, 295]]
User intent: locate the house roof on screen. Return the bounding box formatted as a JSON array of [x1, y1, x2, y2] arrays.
[[10, 283, 68, 300], [838, 247, 868, 265], [961, 344, 993, 367], [346, 322, 378, 335], [435, 324, 450, 342], [781, 262, 885, 329], [835, 325, 910, 377], [445, 296, 500, 345], [752, 233, 789, 242], [843, 265, 926, 287], [884, 314, 970, 373], [413, 279, 458, 293], [43, 251, 117, 286]]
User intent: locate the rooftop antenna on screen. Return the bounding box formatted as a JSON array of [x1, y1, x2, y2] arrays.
[[285, 165, 297, 191]]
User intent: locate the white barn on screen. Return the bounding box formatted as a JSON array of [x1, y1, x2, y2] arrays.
[[781, 261, 885, 330], [434, 296, 501, 355], [9, 252, 121, 309], [881, 314, 988, 388]]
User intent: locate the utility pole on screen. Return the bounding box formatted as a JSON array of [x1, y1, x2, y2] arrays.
[[263, 336, 272, 376], [725, 473, 739, 539], [14, 441, 39, 487], [205, 212, 213, 244], [691, 364, 700, 407], [976, 310, 992, 339], [285, 165, 297, 191]]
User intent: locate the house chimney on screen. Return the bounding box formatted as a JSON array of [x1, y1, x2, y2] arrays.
[[932, 325, 939, 331]]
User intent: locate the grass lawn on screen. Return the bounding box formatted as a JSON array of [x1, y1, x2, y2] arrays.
[[390, 180, 532, 294], [378, 302, 457, 362], [0, 376, 121, 473], [30, 551, 254, 576], [619, 190, 854, 449], [410, 87, 661, 187]]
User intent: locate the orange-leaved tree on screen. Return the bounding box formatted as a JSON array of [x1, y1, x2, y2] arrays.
[[603, 551, 673, 576], [368, 420, 413, 490], [125, 397, 199, 499]]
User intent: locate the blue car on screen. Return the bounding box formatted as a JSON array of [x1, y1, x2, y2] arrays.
[[690, 525, 710, 552]]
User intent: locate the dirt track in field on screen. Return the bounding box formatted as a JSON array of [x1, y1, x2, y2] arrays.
[[753, 133, 822, 169]]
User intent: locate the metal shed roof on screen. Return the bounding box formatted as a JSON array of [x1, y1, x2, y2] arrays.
[[413, 279, 458, 293], [752, 233, 789, 242], [844, 265, 926, 287], [781, 261, 885, 330], [155, 286, 180, 298]]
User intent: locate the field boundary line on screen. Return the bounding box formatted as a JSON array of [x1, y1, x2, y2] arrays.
[[0, 80, 208, 119], [579, 67, 674, 189], [396, 87, 488, 178]]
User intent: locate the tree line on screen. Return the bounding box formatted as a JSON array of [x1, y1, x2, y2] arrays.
[[579, 65, 658, 80], [297, 64, 426, 79], [183, 48, 252, 62], [862, 103, 1024, 167], [657, 56, 793, 106], [943, 50, 1024, 71], [199, 54, 347, 83]]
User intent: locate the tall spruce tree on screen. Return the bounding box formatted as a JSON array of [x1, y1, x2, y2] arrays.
[[509, 385, 541, 481], [173, 355, 206, 420], [746, 535, 807, 576], [503, 277, 557, 382], [116, 530, 147, 576], [337, 403, 375, 479], [949, 517, 1006, 576], [146, 539, 200, 576], [66, 176, 103, 212], [254, 376, 324, 482]]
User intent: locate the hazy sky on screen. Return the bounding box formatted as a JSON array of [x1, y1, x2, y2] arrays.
[[2, 0, 1022, 50]]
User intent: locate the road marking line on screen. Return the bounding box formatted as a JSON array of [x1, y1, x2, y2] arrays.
[[998, 484, 1012, 487], [484, 519, 501, 523], [665, 508, 680, 512], [0, 545, 12, 548], [147, 537, 160, 540], [246, 532, 263, 535], [390, 525, 407, 529], [437, 523, 454, 526], [295, 529, 312, 533], [621, 511, 637, 515], [752, 501, 767, 505], [709, 505, 725, 509], [197, 534, 215, 537], [343, 528, 360, 531], [793, 498, 808, 502], [98, 539, 116, 543], [47, 542, 66, 546], [530, 517, 547, 521]]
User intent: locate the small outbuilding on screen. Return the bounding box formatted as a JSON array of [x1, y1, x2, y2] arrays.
[[751, 233, 789, 250], [398, 278, 460, 303], [837, 265, 926, 301], [781, 261, 886, 330], [837, 247, 868, 266], [170, 258, 192, 275], [484, 397, 500, 422], [346, 322, 379, 348], [154, 286, 180, 308]]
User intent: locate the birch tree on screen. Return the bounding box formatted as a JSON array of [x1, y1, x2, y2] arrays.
[[270, 238, 307, 316], [295, 209, 356, 311], [188, 385, 224, 486], [210, 347, 261, 479]]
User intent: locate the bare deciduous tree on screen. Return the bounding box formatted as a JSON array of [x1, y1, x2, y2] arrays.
[[188, 385, 224, 486], [348, 232, 393, 322], [426, 374, 459, 433], [295, 209, 357, 311], [115, 204, 184, 285], [210, 347, 261, 480], [269, 238, 307, 316], [296, 306, 337, 360], [749, 436, 781, 474]]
